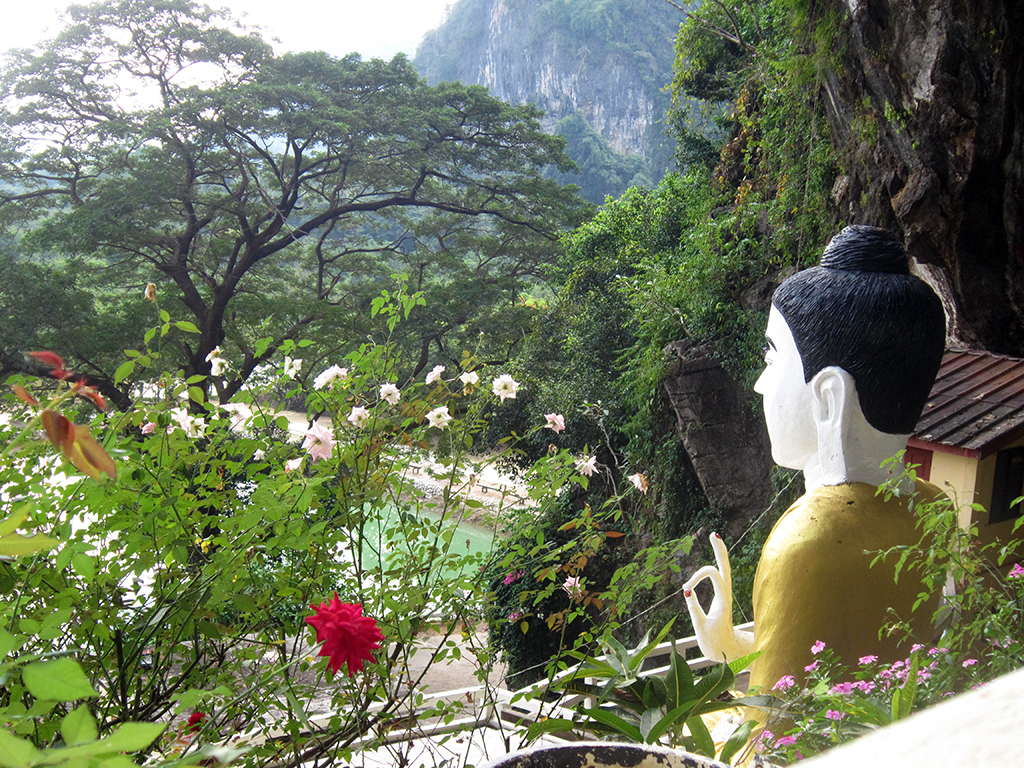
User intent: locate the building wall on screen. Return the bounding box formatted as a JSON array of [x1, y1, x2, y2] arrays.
[[926, 438, 1024, 564], [927, 450, 980, 529]]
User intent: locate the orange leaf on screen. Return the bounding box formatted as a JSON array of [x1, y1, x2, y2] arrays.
[[41, 410, 74, 452], [28, 351, 64, 370], [603, 530, 626, 538], [67, 426, 117, 481], [12, 385, 38, 406], [75, 385, 108, 412]]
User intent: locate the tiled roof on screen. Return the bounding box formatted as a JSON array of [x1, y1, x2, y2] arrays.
[[913, 349, 1024, 458]]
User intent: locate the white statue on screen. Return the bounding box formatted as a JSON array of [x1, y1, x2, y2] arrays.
[[683, 225, 946, 691]]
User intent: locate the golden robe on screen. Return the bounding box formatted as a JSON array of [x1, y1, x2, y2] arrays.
[[748, 481, 940, 695]]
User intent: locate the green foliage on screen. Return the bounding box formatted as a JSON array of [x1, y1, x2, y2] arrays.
[[0, 282, 599, 765], [527, 621, 763, 763], [874, 460, 1024, 681], [0, 0, 587, 404], [551, 113, 653, 204], [486, 490, 630, 689]]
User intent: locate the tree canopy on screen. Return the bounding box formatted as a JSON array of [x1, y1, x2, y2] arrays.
[[0, 0, 589, 404]]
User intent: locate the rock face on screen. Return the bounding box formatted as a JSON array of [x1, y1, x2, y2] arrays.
[[824, 0, 1024, 354], [662, 340, 773, 537], [414, 0, 679, 164]]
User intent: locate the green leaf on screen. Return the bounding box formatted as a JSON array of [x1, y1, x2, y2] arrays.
[[231, 593, 259, 613], [643, 675, 668, 709], [524, 717, 577, 740], [665, 649, 695, 711], [892, 653, 919, 721], [639, 707, 661, 742], [685, 714, 715, 757], [719, 719, 757, 765], [22, 658, 98, 701], [691, 661, 734, 705], [579, 706, 642, 742], [101, 722, 165, 752], [62, 704, 99, 745], [187, 386, 204, 404], [0, 628, 25, 660], [0, 729, 40, 767], [159, 309, 171, 322], [0, 503, 31, 536], [0, 533, 59, 557], [727, 651, 760, 675], [629, 620, 675, 673], [71, 553, 96, 582], [113, 360, 135, 385], [175, 321, 200, 333]]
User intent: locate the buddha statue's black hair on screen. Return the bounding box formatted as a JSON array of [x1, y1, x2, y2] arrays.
[[772, 225, 946, 434]]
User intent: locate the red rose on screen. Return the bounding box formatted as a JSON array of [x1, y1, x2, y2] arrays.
[[187, 710, 206, 733], [305, 594, 383, 678]]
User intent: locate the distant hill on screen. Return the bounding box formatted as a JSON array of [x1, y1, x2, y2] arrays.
[[414, 0, 683, 202]]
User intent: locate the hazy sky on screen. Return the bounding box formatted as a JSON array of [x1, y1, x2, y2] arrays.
[[1, 0, 454, 61]]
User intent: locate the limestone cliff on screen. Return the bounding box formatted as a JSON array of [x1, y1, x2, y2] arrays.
[[415, 0, 682, 196], [824, 0, 1024, 354]]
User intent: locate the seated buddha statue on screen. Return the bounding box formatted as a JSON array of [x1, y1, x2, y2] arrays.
[[683, 225, 947, 696]]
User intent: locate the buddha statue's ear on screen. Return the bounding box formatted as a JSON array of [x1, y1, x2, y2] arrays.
[[811, 366, 856, 486]]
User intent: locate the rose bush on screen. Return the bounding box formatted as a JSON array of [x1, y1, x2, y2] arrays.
[[1, 279, 693, 766]]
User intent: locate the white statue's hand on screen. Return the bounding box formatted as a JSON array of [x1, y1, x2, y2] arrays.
[[682, 532, 755, 663]]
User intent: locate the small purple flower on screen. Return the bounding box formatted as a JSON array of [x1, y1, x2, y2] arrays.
[[830, 682, 855, 695], [773, 675, 796, 692], [1008, 562, 1024, 579], [878, 669, 893, 680], [825, 710, 845, 721], [858, 655, 878, 665], [503, 570, 524, 585], [911, 643, 924, 653], [759, 729, 774, 744], [853, 680, 876, 694], [507, 611, 523, 622], [811, 640, 826, 655], [962, 658, 978, 668], [775, 735, 799, 747], [804, 661, 818, 672]]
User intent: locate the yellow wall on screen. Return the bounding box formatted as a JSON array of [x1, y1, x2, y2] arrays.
[[928, 450, 980, 529], [928, 439, 1024, 561]]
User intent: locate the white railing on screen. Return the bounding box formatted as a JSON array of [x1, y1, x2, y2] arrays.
[[229, 621, 755, 753]]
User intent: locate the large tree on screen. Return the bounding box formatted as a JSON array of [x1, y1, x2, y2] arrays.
[[0, 0, 587, 403]]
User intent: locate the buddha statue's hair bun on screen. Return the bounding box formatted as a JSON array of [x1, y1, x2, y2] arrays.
[[820, 224, 909, 275]]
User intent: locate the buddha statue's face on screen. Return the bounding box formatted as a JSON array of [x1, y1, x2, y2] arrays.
[[754, 306, 817, 471]]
